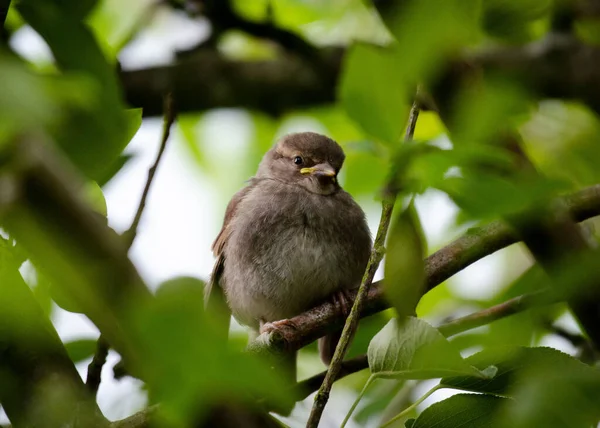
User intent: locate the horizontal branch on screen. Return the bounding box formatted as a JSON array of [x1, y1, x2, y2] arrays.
[[247, 184, 600, 356], [120, 32, 600, 117], [120, 48, 342, 117]]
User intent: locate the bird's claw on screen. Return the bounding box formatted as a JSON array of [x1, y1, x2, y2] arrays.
[[331, 289, 355, 318], [260, 318, 299, 335]]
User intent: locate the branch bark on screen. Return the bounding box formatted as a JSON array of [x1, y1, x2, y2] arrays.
[[120, 32, 600, 117], [247, 184, 600, 356], [120, 48, 342, 117], [295, 288, 549, 401]]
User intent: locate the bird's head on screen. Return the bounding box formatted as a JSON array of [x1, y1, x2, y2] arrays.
[[257, 132, 345, 195]]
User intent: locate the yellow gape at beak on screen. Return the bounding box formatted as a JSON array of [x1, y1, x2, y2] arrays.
[[300, 165, 336, 177]]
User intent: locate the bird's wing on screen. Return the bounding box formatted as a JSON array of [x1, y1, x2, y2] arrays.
[[204, 185, 254, 340]]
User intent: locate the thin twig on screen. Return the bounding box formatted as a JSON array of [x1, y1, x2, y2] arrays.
[[305, 103, 421, 428], [296, 289, 550, 401], [86, 335, 110, 396], [123, 93, 176, 249]]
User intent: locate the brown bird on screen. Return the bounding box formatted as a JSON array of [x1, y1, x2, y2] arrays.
[[207, 132, 371, 371]]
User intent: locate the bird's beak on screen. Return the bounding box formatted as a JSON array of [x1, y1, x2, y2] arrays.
[[300, 163, 336, 178]]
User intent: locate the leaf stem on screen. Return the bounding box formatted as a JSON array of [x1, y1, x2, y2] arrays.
[[341, 374, 378, 428], [380, 384, 442, 428], [306, 102, 421, 428]]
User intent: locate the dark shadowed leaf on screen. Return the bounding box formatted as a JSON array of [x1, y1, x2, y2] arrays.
[[368, 317, 489, 379], [384, 203, 426, 317], [441, 346, 600, 396], [499, 368, 600, 428], [407, 394, 506, 428]]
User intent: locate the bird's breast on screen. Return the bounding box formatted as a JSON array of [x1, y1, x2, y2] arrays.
[[223, 184, 369, 324]]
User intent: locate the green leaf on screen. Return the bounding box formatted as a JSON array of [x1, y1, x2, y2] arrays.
[[408, 394, 506, 428], [368, 317, 489, 378], [18, 0, 132, 181], [64, 338, 98, 364], [482, 0, 550, 43], [384, 203, 426, 317], [96, 153, 134, 187], [440, 346, 600, 397], [500, 367, 600, 428], [83, 181, 107, 217], [133, 276, 291, 426], [339, 43, 408, 144]]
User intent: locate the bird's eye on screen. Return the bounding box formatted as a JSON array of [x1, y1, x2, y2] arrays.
[[293, 156, 303, 165]]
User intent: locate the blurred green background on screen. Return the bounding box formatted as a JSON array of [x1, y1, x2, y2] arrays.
[[2, 0, 600, 427]]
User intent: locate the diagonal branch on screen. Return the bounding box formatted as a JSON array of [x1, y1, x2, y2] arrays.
[[295, 288, 549, 401], [247, 184, 600, 357], [123, 92, 176, 248]]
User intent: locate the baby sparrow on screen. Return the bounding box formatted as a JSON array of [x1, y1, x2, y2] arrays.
[[208, 132, 371, 368]]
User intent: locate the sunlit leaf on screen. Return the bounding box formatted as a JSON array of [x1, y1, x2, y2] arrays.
[[339, 43, 408, 144], [368, 317, 490, 378], [83, 181, 107, 218]]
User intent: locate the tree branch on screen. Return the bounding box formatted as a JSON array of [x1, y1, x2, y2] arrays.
[[123, 93, 176, 248], [120, 31, 600, 117], [306, 103, 420, 427], [247, 184, 600, 356], [120, 48, 342, 117], [199, 0, 320, 60], [295, 289, 550, 401], [86, 335, 109, 396]]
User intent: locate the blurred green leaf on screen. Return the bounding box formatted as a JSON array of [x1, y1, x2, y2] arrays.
[[439, 173, 569, 220], [384, 203, 426, 317], [499, 364, 600, 428], [441, 346, 599, 396], [522, 101, 600, 189], [65, 338, 98, 364], [407, 394, 506, 428], [339, 43, 408, 144], [368, 317, 490, 378], [133, 276, 290, 425], [88, 0, 156, 57], [343, 139, 388, 196], [482, 0, 550, 43], [18, 0, 133, 181], [83, 180, 107, 217]]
